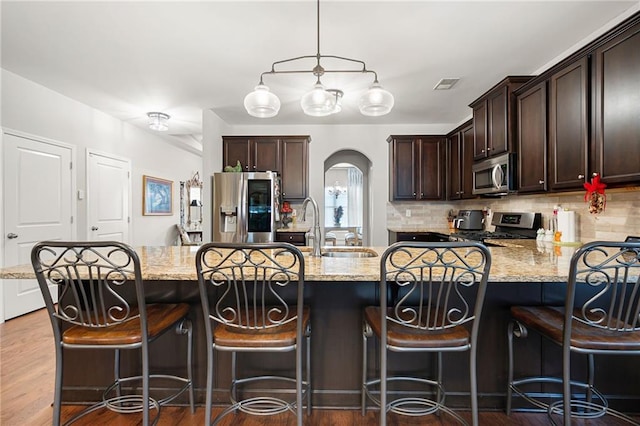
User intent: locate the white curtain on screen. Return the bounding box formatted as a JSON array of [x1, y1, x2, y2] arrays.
[[347, 167, 363, 228]]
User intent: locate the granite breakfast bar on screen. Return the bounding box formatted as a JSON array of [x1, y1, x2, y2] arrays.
[[3, 242, 639, 412]]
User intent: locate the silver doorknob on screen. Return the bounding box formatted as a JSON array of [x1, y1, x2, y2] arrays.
[[7, 233, 18, 239], [538, 180, 545, 185], [91, 226, 99, 231], [578, 174, 585, 179]]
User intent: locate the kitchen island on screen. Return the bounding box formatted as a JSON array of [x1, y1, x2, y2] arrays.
[[2, 241, 639, 412]]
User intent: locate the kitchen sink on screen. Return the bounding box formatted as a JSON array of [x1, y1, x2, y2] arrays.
[[321, 248, 378, 258]]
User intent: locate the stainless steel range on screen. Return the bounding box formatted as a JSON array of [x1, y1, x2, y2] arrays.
[[450, 212, 542, 245]]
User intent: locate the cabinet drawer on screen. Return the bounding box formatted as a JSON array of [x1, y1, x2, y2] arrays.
[[276, 232, 306, 246]]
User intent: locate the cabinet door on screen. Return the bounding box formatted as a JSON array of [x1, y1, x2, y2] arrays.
[[222, 137, 251, 171], [281, 137, 309, 201], [473, 102, 488, 159], [549, 57, 589, 190], [418, 137, 445, 200], [517, 81, 547, 193], [447, 133, 461, 200], [488, 86, 509, 156], [460, 124, 475, 199], [389, 137, 418, 200], [594, 22, 640, 185], [252, 137, 281, 172]]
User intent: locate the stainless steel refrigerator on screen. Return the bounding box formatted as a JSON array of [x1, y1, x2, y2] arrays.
[[211, 172, 280, 243]]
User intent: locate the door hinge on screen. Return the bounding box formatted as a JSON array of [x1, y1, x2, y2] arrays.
[[70, 161, 73, 170], [128, 216, 131, 223], [70, 216, 74, 224]]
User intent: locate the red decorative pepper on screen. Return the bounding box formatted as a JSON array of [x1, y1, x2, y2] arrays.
[[583, 174, 606, 214], [280, 201, 293, 214]]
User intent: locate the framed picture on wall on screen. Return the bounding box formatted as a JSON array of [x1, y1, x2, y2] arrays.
[[143, 175, 173, 215]]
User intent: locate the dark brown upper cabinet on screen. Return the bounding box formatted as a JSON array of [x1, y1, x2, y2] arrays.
[[593, 20, 640, 185], [470, 76, 533, 160], [447, 121, 475, 200], [517, 81, 548, 193], [280, 137, 309, 201], [549, 57, 589, 190], [222, 135, 310, 202], [388, 135, 446, 201]]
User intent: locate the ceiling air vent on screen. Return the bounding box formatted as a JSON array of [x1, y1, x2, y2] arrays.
[[433, 78, 460, 90]]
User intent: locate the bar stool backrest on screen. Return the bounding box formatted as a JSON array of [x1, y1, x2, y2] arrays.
[[31, 241, 146, 339], [196, 242, 305, 331], [566, 241, 640, 333], [381, 242, 492, 332]]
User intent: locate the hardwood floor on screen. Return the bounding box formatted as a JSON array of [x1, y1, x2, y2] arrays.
[[1, 308, 637, 425]]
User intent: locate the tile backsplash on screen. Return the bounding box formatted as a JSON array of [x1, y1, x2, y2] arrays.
[[387, 187, 640, 242]]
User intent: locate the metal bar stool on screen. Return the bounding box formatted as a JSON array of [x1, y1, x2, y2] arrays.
[[31, 241, 194, 426], [195, 242, 311, 426], [362, 241, 492, 426], [507, 240, 640, 425]]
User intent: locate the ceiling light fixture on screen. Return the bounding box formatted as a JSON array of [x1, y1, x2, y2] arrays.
[[244, 0, 394, 118], [147, 112, 170, 131]]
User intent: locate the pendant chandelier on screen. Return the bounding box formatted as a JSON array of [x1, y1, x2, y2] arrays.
[[244, 0, 394, 118]]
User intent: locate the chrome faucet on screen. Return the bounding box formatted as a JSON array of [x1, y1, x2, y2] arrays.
[[301, 197, 322, 257]]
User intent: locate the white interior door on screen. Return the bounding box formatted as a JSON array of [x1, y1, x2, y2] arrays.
[[87, 151, 130, 242], [3, 132, 74, 319]]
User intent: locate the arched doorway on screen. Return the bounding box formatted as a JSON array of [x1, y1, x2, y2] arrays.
[[324, 150, 371, 246]]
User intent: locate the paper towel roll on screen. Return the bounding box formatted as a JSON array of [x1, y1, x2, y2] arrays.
[[557, 210, 576, 243]]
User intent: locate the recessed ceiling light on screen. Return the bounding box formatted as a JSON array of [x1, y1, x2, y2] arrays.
[[433, 78, 460, 90]]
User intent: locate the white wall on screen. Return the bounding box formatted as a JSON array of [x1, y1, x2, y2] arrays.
[[1, 69, 203, 247], [1, 69, 204, 321], [202, 120, 455, 246]]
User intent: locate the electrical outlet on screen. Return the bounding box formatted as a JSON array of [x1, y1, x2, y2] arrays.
[[405, 209, 411, 217]]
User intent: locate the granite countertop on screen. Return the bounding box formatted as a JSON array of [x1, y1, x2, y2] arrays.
[[0, 240, 581, 283]]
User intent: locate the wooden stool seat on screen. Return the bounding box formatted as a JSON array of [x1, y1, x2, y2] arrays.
[[63, 303, 190, 346], [213, 306, 311, 348], [511, 305, 640, 352], [364, 307, 470, 349]]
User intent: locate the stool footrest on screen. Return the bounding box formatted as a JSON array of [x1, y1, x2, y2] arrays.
[[212, 375, 310, 424], [103, 374, 192, 407], [509, 376, 640, 425], [363, 376, 468, 425]]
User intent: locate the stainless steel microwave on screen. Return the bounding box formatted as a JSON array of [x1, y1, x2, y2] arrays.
[[472, 153, 515, 196]]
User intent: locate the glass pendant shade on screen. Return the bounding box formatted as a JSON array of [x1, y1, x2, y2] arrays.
[[300, 83, 336, 117], [358, 82, 394, 116], [147, 112, 170, 131], [244, 84, 281, 118]]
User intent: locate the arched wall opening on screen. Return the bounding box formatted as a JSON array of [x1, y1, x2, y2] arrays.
[[323, 149, 372, 246]]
